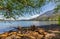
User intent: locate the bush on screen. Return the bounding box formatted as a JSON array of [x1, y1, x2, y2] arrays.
[[58, 17, 60, 25]]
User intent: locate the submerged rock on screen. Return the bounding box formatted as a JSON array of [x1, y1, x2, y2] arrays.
[[0, 26, 60, 39]]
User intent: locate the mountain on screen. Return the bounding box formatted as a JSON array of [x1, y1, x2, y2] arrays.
[[28, 10, 60, 21]]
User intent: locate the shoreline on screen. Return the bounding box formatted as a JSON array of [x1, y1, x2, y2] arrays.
[[22, 24, 60, 29], [0, 24, 60, 39]]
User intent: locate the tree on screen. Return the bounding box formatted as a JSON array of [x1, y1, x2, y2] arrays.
[[58, 17, 60, 25], [54, 0, 60, 25], [0, 0, 46, 19], [0, 0, 60, 20]]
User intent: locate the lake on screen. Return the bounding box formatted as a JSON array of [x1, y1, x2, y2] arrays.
[[0, 21, 58, 33]]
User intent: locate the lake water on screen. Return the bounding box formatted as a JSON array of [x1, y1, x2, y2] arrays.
[[0, 21, 58, 33]]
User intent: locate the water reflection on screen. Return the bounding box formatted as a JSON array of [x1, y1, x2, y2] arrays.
[[0, 21, 58, 28], [0, 21, 58, 33]]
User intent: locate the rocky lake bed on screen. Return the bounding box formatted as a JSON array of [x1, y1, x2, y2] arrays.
[[0, 24, 60, 39]]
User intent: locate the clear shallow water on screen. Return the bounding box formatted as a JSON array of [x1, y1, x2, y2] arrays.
[[0, 21, 58, 34]]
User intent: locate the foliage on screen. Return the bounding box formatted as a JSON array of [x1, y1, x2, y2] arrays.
[[0, 0, 46, 19], [58, 17, 60, 25], [54, 0, 60, 25], [0, 0, 60, 20]]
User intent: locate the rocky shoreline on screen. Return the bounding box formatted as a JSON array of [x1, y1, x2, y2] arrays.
[[0, 24, 60, 39]]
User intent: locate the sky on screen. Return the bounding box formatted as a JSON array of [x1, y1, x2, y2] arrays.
[[18, 1, 56, 20], [0, 1, 56, 20], [0, 0, 57, 33]]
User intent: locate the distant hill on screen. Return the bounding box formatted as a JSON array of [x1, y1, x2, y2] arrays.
[[28, 10, 60, 21], [0, 10, 60, 21]]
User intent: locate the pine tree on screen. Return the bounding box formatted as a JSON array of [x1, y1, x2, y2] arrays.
[[0, 0, 60, 20], [0, 0, 46, 19]]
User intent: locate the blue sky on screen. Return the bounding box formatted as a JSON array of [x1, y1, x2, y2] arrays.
[[0, 1, 56, 20], [18, 1, 56, 20]]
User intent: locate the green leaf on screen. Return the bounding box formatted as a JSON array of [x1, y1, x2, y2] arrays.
[[0, 0, 46, 19]]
